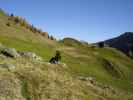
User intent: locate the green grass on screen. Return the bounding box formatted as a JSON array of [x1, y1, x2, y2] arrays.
[[21, 80, 32, 100], [1, 33, 131, 92], [2, 32, 133, 93], [0, 35, 56, 60], [59, 41, 133, 92]]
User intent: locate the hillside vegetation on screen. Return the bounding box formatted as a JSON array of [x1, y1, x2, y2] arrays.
[[0, 9, 133, 100]]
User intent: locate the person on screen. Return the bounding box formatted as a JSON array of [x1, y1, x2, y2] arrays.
[[49, 50, 61, 64]]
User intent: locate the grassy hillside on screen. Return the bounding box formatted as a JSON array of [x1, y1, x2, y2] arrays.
[[0, 9, 133, 100], [0, 9, 58, 59], [61, 38, 133, 92]]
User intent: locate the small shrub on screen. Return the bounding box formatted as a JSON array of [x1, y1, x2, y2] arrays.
[[10, 13, 14, 17], [14, 16, 20, 24], [50, 36, 54, 40], [40, 32, 48, 38], [48, 35, 50, 39], [98, 42, 105, 48], [37, 29, 42, 33], [6, 22, 11, 27], [91, 45, 96, 49], [20, 18, 27, 27]]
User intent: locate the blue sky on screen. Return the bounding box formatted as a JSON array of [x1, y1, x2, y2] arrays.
[[0, 0, 133, 43]]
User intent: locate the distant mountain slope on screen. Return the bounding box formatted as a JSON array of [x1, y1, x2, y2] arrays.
[[105, 32, 133, 57]]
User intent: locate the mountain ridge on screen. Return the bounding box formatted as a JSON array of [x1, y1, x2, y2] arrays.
[[104, 32, 133, 57]]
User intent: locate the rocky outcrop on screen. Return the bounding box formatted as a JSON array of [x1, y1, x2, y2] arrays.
[[19, 52, 42, 61], [0, 43, 42, 62], [1, 48, 20, 58], [0, 43, 20, 58], [0, 64, 15, 71]]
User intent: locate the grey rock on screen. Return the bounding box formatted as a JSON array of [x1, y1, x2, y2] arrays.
[[78, 76, 97, 85], [78, 76, 94, 81], [19, 52, 42, 61], [1, 48, 20, 58], [0, 63, 16, 71]]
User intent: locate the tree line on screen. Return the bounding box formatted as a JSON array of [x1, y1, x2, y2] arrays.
[[0, 8, 55, 40]]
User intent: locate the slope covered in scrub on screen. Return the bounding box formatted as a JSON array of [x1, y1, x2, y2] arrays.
[[0, 44, 132, 100]]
